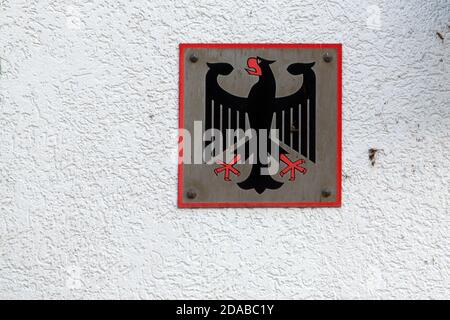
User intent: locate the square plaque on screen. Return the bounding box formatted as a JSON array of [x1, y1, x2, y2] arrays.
[[178, 44, 341, 207]]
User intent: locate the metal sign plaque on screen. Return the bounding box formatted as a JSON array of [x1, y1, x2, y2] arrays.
[[178, 44, 341, 207]]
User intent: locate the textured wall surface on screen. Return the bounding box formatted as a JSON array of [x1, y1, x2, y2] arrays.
[[0, 0, 449, 299]]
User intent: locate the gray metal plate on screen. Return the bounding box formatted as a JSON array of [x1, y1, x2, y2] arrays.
[[179, 44, 341, 207]]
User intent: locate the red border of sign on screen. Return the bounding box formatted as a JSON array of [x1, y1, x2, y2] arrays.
[[178, 43, 342, 208]]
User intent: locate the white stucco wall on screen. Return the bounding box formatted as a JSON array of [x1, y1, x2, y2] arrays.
[[0, 0, 449, 299]]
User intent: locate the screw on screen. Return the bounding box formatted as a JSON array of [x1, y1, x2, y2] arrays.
[[321, 189, 332, 198], [323, 52, 333, 63], [186, 189, 197, 199], [189, 54, 198, 63]]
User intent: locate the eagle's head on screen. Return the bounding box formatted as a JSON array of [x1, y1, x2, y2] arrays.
[[245, 56, 275, 76]]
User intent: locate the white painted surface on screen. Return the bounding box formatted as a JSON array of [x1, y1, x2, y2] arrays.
[[0, 0, 449, 299]]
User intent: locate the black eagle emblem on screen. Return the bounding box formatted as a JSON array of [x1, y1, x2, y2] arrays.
[[204, 57, 316, 194]]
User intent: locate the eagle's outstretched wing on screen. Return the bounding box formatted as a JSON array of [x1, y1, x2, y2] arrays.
[[273, 62, 316, 162], [204, 63, 248, 156]]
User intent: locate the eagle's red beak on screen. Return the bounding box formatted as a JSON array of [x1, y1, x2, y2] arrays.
[[246, 57, 262, 76]]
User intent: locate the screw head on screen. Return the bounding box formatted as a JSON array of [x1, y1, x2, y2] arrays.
[[186, 189, 197, 199], [323, 52, 333, 63], [189, 54, 198, 63], [321, 189, 332, 198]]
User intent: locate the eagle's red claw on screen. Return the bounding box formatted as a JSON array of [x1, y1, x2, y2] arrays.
[[279, 154, 307, 181]]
